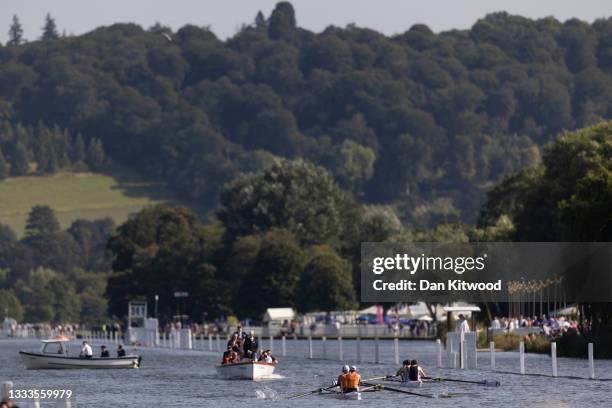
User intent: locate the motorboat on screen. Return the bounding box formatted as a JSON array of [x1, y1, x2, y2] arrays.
[[216, 360, 276, 380], [19, 337, 141, 369]]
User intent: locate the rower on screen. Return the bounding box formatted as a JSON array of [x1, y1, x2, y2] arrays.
[[408, 359, 426, 381], [337, 365, 349, 391], [396, 359, 411, 382], [343, 365, 361, 393]]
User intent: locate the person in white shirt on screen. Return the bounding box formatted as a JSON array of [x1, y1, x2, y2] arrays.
[[455, 314, 470, 333], [80, 341, 93, 359], [491, 317, 501, 330]]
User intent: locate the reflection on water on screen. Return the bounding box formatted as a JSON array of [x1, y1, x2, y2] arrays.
[[1, 338, 611, 407]]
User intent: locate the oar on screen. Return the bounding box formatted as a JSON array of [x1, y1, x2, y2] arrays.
[[424, 376, 500, 387], [286, 384, 337, 399], [361, 382, 444, 399], [363, 374, 398, 382]]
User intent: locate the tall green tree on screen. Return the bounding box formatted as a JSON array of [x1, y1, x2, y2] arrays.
[[0, 289, 24, 321], [41, 13, 59, 40], [106, 205, 226, 319], [25, 205, 60, 236], [297, 246, 356, 312], [10, 142, 29, 176], [86, 138, 106, 169], [7, 15, 23, 46], [219, 159, 358, 246], [0, 148, 9, 180], [235, 229, 304, 317]]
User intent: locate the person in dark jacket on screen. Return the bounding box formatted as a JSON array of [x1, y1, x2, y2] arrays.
[[243, 331, 259, 360], [117, 345, 126, 357], [100, 345, 110, 358]]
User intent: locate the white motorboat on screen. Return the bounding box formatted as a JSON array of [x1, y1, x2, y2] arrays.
[[216, 361, 276, 380], [19, 337, 141, 369]]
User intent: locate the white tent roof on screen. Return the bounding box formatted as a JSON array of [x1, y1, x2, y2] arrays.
[[263, 308, 294, 322], [357, 305, 378, 315]]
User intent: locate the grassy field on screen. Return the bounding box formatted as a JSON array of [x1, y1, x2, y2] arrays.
[[0, 171, 181, 237]]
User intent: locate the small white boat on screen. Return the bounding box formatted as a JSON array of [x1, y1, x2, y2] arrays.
[[19, 337, 141, 369], [216, 361, 276, 380]]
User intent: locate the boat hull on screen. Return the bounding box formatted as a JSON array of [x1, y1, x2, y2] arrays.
[[216, 361, 276, 380], [399, 380, 422, 388], [338, 390, 362, 400], [19, 351, 140, 369]]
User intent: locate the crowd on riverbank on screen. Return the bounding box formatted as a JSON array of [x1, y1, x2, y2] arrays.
[[490, 314, 584, 338]]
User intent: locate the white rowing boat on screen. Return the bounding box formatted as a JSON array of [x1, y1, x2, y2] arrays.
[[216, 361, 277, 380], [20, 338, 140, 369]]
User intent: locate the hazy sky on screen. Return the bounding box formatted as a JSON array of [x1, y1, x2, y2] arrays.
[[2, 0, 611, 43]]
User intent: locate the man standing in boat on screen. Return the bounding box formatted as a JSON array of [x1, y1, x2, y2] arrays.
[[79, 341, 93, 359], [243, 330, 258, 360]]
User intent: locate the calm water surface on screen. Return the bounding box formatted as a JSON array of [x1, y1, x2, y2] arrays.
[[1, 338, 611, 407]]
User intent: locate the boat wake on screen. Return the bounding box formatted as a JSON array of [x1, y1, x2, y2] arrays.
[[255, 387, 280, 400], [254, 373, 286, 381]]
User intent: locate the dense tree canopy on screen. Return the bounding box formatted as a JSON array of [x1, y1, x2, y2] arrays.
[[1, 4, 611, 226], [218, 159, 358, 246]]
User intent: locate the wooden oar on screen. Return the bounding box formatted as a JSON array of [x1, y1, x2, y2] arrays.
[[361, 382, 444, 399], [424, 376, 501, 387], [286, 384, 337, 399]]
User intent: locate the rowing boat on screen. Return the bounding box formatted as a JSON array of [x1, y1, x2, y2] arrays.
[[338, 390, 362, 400], [398, 380, 422, 388]]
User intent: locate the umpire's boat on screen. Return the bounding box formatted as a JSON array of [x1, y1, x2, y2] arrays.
[[19, 337, 141, 369], [216, 361, 277, 380]]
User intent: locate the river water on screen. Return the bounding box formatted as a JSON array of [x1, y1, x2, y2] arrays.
[[1, 338, 611, 407]]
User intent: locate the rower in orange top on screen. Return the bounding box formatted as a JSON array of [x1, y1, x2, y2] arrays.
[[337, 365, 349, 391], [343, 365, 361, 393]]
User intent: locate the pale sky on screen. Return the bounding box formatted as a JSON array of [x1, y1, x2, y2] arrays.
[[1, 0, 611, 43]]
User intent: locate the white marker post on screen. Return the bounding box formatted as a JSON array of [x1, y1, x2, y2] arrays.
[[551, 342, 558, 377], [394, 336, 399, 365], [436, 339, 442, 368], [282, 336, 286, 357], [1, 381, 13, 402], [588, 343, 595, 379], [490, 341, 496, 370], [519, 341, 525, 374], [322, 336, 327, 360], [308, 336, 313, 359], [216, 333, 221, 352], [208, 334, 212, 351], [338, 336, 343, 361]]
